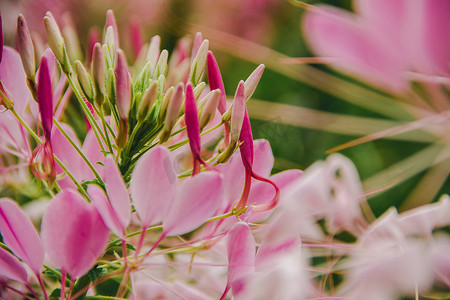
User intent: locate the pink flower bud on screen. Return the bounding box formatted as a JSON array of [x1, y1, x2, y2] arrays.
[[115, 49, 130, 120], [37, 56, 53, 140], [105, 9, 119, 49], [206, 51, 227, 114], [17, 14, 35, 79]]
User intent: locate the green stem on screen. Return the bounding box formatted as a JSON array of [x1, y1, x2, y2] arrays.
[[53, 155, 89, 199], [53, 118, 105, 186], [66, 72, 108, 150], [95, 105, 114, 153]]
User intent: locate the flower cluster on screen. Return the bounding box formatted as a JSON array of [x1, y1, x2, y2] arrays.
[[0, 6, 449, 300]]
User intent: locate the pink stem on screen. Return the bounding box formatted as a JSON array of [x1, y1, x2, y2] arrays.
[[251, 170, 280, 212], [26, 283, 41, 300], [144, 232, 167, 259], [134, 226, 147, 259], [60, 270, 66, 300], [219, 284, 231, 300], [236, 169, 252, 209], [36, 272, 49, 300]]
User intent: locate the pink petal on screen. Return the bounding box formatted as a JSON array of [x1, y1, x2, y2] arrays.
[[255, 211, 302, 268], [130, 146, 177, 227], [88, 184, 125, 238], [227, 222, 255, 286], [0, 246, 28, 284], [41, 189, 109, 278], [416, 0, 450, 75], [164, 171, 224, 236], [0, 47, 32, 113], [0, 198, 44, 273], [303, 5, 407, 92], [217, 150, 246, 206], [247, 169, 303, 223], [252, 139, 274, 177], [104, 155, 131, 229], [51, 123, 89, 189], [81, 128, 105, 178]]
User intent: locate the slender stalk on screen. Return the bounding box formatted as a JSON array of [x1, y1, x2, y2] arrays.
[[36, 272, 49, 300], [66, 73, 108, 149], [54, 155, 89, 199]]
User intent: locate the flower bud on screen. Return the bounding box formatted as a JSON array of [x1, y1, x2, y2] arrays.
[[75, 60, 94, 101], [92, 43, 106, 104], [106, 67, 116, 105], [44, 12, 68, 72], [104, 26, 116, 67], [62, 13, 82, 63], [138, 81, 158, 122], [115, 49, 130, 120], [105, 10, 119, 49], [206, 51, 226, 114], [191, 32, 203, 64], [230, 81, 245, 142], [193, 81, 206, 99], [159, 85, 174, 121], [17, 14, 35, 80], [164, 82, 184, 132], [146, 35, 161, 76], [244, 64, 264, 101], [189, 39, 208, 85], [199, 89, 220, 130], [155, 49, 168, 78]]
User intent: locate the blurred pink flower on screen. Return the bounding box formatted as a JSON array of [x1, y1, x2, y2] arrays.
[[303, 0, 450, 93]]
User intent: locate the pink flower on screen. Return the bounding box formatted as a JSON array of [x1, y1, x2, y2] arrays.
[[303, 0, 450, 92], [41, 189, 110, 278], [130, 145, 224, 237]]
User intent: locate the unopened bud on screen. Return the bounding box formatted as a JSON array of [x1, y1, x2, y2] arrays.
[[116, 118, 128, 149], [92, 43, 106, 104], [244, 64, 264, 101], [115, 49, 131, 120], [17, 14, 35, 80], [155, 49, 168, 78], [138, 81, 158, 122], [104, 26, 116, 67], [75, 60, 94, 101], [146, 35, 161, 76], [105, 10, 119, 49], [191, 32, 203, 64], [230, 81, 245, 142], [44, 13, 67, 70], [199, 89, 220, 130], [62, 13, 82, 63], [189, 39, 208, 85], [106, 67, 116, 105], [164, 82, 184, 132], [193, 81, 206, 99], [160, 86, 174, 121], [216, 139, 239, 164]]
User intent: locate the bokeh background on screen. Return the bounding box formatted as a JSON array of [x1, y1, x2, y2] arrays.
[[1, 0, 448, 216]]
